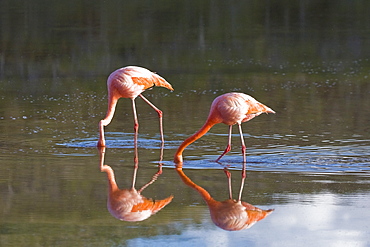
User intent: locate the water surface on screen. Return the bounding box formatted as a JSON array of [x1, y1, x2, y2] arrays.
[[1, 1, 370, 246]]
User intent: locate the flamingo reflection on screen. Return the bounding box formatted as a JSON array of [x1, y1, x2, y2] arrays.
[[98, 138, 173, 222], [176, 163, 273, 231]]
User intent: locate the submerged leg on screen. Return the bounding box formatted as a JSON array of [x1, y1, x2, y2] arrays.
[[139, 94, 164, 143], [216, 125, 233, 162]]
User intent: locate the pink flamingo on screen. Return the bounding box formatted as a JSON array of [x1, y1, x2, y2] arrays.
[[174, 92, 275, 166], [98, 66, 174, 147], [176, 164, 274, 231], [98, 145, 173, 222]]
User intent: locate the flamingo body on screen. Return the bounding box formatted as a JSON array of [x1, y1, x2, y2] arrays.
[[98, 66, 173, 147], [210, 199, 274, 231], [174, 92, 275, 163], [209, 199, 274, 231], [102, 164, 173, 222], [176, 166, 273, 231], [107, 66, 173, 99], [211, 92, 273, 125]]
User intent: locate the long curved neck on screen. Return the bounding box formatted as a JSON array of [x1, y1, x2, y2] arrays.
[[176, 168, 215, 204], [102, 166, 119, 192], [174, 119, 217, 159]]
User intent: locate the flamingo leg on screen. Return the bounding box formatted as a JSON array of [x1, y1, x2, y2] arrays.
[[138, 164, 163, 193], [224, 168, 233, 199], [131, 98, 139, 134], [138, 145, 163, 194], [216, 125, 233, 162], [131, 131, 139, 189], [237, 123, 247, 201], [238, 123, 247, 166], [238, 163, 246, 202], [133, 131, 139, 164], [139, 94, 165, 143]]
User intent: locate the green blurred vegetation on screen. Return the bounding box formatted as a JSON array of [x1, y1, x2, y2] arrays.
[[0, 0, 369, 88]]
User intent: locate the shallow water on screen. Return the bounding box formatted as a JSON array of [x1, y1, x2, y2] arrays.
[[1, 1, 370, 246]]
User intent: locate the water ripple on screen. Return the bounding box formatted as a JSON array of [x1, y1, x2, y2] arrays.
[[167, 144, 370, 175], [58, 132, 182, 149]]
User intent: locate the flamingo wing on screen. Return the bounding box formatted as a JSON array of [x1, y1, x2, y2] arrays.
[[131, 75, 174, 91], [131, 196, 174, 214]]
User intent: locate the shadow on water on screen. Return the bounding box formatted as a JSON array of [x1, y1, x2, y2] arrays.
[[97, 135, 173, 222]]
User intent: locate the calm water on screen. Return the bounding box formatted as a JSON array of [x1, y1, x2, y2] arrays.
[[1, 1, 370, 246]]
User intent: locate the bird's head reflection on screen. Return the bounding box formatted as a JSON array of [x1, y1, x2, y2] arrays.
[[176, 163, 273, 231], [98, 146, 173, 222]]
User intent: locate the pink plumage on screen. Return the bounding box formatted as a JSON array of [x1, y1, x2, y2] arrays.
[[174, 92, 275, 164], [98, 66, 173, 147]]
